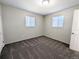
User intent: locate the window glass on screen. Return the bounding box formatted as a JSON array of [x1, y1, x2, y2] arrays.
[[25, 16, 36, 27], [52, 16, 64, 28], [58, 16, 64, 27]]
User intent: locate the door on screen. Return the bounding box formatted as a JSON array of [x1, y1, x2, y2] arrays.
[[70, 10, 79, 51]]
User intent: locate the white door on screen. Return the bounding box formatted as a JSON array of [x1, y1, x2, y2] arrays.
[[70, 10, 79, 51]]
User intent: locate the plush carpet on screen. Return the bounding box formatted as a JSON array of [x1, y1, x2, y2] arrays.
[[1, 36, 79, 59]]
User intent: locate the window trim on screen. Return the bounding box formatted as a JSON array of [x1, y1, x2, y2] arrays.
[[52, 15, 64, 28], [25, 16, 36, 28]]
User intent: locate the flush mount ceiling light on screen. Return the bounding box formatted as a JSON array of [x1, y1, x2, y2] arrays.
[[42, 0, 49, 5]]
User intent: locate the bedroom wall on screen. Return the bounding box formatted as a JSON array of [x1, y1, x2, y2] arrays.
[[0, 5, 2, 34], [2, 5, 44, 44], [44, 5, 79, 44], [1, 4, 79, 44], [0, 4, 4, 53]]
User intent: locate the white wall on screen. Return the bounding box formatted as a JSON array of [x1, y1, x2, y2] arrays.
[[0, 5, 2, 33], [2, 4, 79, 44], [44, 5, 79, 44], [2, 5, 44, 44], [0, 5, 3, 44], [0, 4, 4, 53]]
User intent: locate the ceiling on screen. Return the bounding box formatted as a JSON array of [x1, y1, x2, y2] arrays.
[[0, 0, 79, 15]]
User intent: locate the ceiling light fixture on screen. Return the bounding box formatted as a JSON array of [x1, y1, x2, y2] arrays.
[[42, 0, 49, 5]]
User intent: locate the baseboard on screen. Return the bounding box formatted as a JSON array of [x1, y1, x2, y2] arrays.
[[5, 35, 69, 47], [5, 35, 44, 45], [70, 48, 79, 53], [44, 36, 69, 47]]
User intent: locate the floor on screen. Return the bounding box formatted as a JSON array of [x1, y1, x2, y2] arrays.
[[1, 36, 79, 59]]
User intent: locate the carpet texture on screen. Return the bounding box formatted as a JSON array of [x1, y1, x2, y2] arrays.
[[1, 36, 79, 59]]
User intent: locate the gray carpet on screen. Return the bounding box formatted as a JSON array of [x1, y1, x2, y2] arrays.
[[1, 36, 79, 59]]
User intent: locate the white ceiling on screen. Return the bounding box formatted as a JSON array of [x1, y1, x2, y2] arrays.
[[0, 0, 79, 15]]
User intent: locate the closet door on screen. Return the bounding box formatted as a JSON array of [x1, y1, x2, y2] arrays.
[[70, 10, 79, 51]]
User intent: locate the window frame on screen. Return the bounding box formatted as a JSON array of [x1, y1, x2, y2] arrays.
[[25, 16, 36, 28], [52, 15, 64, 28]]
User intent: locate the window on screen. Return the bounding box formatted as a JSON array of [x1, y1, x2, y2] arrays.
[[25, 16, 36, 27], [52, 16, 64, 27]]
